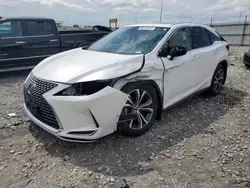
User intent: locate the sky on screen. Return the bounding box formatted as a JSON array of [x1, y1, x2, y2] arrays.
[[0, 0, 250, 27]]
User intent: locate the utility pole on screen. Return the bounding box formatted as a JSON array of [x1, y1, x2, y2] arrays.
[[160, 0, 163, 23], [239, 11, 242, 22], [135, 13, 138, 24], [241, 15, 248, 45], [210, 18, 213, 27], [66, 14, 69, 26]]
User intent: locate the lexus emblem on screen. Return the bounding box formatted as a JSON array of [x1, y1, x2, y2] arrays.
[[27, 82, 37, 94]]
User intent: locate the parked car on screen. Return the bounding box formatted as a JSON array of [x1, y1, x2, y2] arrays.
[[92, 25, 112, 32], [23, 23, 229, 142], [0, 17, 109, 72], [243, 48, 250, 68]]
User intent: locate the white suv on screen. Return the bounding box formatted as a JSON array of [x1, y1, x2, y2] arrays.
[[23, 23, 229, 142]]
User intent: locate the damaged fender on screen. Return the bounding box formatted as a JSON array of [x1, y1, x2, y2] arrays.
[[113, 55, 164, 99], [112, 55, 165, 120]]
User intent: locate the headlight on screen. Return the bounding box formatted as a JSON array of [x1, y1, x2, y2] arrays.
[[61, 85, 77, 96], [55, 80, 112, 96]]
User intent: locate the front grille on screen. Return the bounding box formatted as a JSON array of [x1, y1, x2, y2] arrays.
[[24, 74, 59, 129]]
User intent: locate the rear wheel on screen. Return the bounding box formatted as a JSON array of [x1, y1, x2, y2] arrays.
[[206, 64, 226, 96], [118, 83, 158, 137]]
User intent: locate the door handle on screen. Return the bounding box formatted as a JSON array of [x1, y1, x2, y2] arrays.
[[215, 49, 219, 54], [192, 56, 199, 61], [50, 39, 58, 42], [16, 41, 26, 44]]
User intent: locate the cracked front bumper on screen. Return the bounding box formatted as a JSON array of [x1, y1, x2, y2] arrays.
[[24, 85, 128, 142]]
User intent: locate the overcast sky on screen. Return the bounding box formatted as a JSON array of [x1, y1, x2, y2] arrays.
[[0, 0, 249, 26]]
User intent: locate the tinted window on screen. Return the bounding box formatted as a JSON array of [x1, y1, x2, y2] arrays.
[[26, 21, 54, 36], [191, 27, 211, 49], [167, 27, 192, 51], [207, 29, 222, 43], [0, 21, 22, 37]]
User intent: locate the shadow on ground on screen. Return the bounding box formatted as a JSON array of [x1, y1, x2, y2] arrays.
[[0, 70, 31, 79], [28, 87, 247, 177]]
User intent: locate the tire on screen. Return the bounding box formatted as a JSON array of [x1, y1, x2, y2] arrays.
[[118, 83, 158, 137], [245, 64, 250, 68], [206, 64, 226, 96]]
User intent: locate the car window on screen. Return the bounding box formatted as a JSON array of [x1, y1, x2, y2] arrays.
[[88, 26, 170, 55], [206, 29, 221, 43], [0, 21, 22, 37], [191, 27, 211, 49], [26, 20, 54, 36], [167, 27, 192, 51]]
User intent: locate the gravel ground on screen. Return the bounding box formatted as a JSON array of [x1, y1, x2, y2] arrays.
[[0, 46, 250, 188]]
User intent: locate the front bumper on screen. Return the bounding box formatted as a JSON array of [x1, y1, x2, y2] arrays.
[[24, 77, 128, 142], [243, 52, 250, 65]]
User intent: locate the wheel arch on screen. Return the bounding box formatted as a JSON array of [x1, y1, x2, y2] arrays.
[[120, 80, 163, 120]]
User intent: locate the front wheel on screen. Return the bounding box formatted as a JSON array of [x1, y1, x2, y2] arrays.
[[118, 83, 158, 137]]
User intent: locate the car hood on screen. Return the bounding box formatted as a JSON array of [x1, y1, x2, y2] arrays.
[[32, 48, 144, 83]]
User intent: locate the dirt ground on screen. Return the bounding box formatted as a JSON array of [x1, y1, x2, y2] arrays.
[[0, 46, 250, 188]]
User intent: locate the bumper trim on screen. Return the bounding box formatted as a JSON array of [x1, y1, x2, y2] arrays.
[[118, 113, 138, 123], [59, 136, 97, 142], [68, 130, 97, 135], [24, 104, 98, 143], [89, 109, 100, 128], [24, 104, 59, 134]]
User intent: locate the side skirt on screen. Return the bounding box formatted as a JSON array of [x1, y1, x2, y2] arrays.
[[163, 88, 209, 112]]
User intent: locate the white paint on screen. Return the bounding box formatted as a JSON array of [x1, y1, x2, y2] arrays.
[[32, 48, 143, 83], [24, 22, 229, 142]]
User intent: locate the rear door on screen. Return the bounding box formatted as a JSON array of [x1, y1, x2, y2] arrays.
[[0, 20, 28, 70], [24, 19, 61, 66], [206, 28, 228, 71], [190, 26, 215, 88]]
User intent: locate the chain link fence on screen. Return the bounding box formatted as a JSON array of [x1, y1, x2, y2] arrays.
[[210, 17, 250, 46]]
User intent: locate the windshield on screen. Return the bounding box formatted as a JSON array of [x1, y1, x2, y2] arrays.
[[88, 26, 170, 55]]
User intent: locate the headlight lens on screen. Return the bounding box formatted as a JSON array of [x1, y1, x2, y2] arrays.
[[55, 80, 112, 96], [61, 85, 77, 96]]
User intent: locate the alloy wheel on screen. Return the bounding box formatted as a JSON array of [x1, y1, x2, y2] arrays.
[[213, 68, 225, 93], [122, 89, 154, 130]]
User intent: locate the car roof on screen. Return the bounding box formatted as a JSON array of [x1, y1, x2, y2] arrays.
[[124, 22, 212, 29], [123, 22, 216, 34], [124, 23, 173, 28], [2, 17, 53, 21]]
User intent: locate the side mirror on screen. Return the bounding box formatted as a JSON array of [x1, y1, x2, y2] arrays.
[[168, 46, 187, 60], [158, 47, 168, 57]]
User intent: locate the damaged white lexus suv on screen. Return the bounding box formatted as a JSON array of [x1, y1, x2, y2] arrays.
[[23, 23, 230, 142]]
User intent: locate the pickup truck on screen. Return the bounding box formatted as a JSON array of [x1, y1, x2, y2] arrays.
[[0, 17, 110, 72]]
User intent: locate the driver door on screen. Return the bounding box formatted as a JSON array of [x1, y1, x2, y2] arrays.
[[160, 27, 199, 108]]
